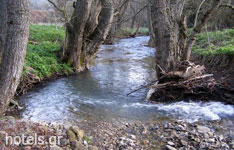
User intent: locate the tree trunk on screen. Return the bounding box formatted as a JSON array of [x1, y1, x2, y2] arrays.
[[182, 0, 222, 61], [132, 12, 143, 37], [116, 0, 129, 30], [151, 0, 222, 79], [65, 0, 113, 71], [147, 0, 155, 47], [147, 0, 223, 101], [0, 0, 7, 58], [105, 0, 130, 44], [151, 0, 183, 79], [0, 0, 30, 115], [130, 5, 136, 29]]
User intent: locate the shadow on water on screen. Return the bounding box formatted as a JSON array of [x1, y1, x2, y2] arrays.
[[19, 36, 234, 124]]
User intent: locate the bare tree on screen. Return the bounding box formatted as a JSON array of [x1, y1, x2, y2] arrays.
[[64, 0, 113, 71], [150, 0, 223, 79], [0, 0, 30, 115]]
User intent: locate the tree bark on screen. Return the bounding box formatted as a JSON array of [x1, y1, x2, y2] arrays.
[[64, 0, 113, 71], [130, 5, 136, 29], [115, 0, 129, 30], [147, 0, 155, 47], [0, 0, 30, 115], [65, 0, 93, 70], [151, 0, 222, 79], [0, 0, 7, 58], [105, 0, 129, 44], [151, 0, 183, 78], [132, 12, 143, 37], [182, 0, 222, 61]]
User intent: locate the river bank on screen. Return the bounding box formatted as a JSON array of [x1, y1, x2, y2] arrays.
[[14, 26, 149, 97], [0, 116, 233, 150], [1, 26, 233, 150], [191, 28, 234, 90]]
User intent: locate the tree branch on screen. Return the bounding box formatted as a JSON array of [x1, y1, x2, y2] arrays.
[[220, 4, 234, 10], [119, 4, 148, 24], [114, 0, 130, 16], [47, 0, 68, 22], [183, 0, 222, 61], [194, 0, 206, 28]]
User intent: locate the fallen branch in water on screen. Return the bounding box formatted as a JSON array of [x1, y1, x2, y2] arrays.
[[127, 80, 158, 96], [147, 61, 234, 104]]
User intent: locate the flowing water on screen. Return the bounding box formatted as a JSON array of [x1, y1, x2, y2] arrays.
[[19, 36, 234, 124]]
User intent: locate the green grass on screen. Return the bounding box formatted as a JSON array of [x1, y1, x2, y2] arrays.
[[193, 29, 234, 56], [116, 27, 149, 38], [29, 25, 65, 43], [23, 25, 73, 80]]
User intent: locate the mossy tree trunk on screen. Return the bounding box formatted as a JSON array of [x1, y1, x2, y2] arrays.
[[0, 0, 30, 115], [64, 0, 114, 71], [150, 0, 222, 79]]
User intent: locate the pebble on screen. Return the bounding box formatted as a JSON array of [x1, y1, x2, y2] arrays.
[[67, 129, 76, 141], [88, 145, 98, 150], [77, 130, 85, 141], [165, 145, 177, 150], [130, 134, 136, 140], [180, 140, 187, 146], [50, 145, 63, 150], [84, 140, 88, 146], [167, 141, 175, 146], [0, 116, 233, 150], [60, 138, 70, 146], [196, 125, 211, 133]]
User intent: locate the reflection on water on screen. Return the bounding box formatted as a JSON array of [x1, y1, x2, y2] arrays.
[[19, 36, 234, 124]]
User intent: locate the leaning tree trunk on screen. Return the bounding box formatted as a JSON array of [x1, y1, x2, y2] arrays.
[[64, 0, 113, 71], [105, 0, 130, 44], [0, 0, 30, 115]]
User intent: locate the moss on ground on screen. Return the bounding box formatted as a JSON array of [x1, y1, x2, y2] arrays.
[[193, 29, 234, 56]]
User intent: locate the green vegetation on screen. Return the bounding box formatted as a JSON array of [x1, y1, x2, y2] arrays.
[[24, 25, 233, 80], [84, 136, 92, 145], [116, 27, 149, 38], [29, 25, 65, 43], [193, 29, 234, 56], [23, 25, 73, 79]]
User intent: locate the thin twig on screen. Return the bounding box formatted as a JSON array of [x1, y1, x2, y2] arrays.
[[127, 80, 158, 96]]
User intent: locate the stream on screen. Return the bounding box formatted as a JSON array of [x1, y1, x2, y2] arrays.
[[19, 36, 234, 125]]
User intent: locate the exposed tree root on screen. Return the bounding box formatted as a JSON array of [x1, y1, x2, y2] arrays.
[[10, 99, 24, 110], [146, 61, 234, 104], [16, 67, 41, 95]]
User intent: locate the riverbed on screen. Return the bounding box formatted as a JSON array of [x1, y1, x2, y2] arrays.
[[19, 36, 234, 125]]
